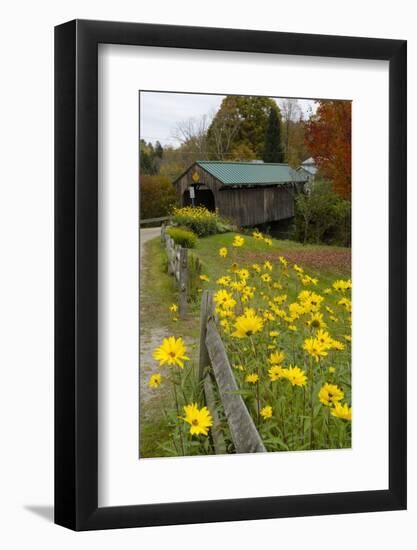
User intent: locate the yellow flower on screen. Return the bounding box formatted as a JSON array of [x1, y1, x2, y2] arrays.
[[233, 364, 246, 372], [328, 366, 336, 374], [279, 256, 288, 268], [232, 235, 245, 247], [338, 297, 352, 312], [219, 247, 228, 257], [252, 230, 263, 240], [199, 274, 210, 282], [308, 312, 327, 330], [268, 365, 285, 381], [238, 268, 250, 280], [232, 310, 264, 338], [269, 330, 280, 337], [217, 275, 232, 286], [268, 351, 285, 365], [344, 335, 352, 342], [333, 279, 352, 292], [261, 273, 271, 283], [316, 329, 334, 348], [148, 373, 161, 388], [263, 260, 272, 271], [261, 405, 273, 419], [319, 383, 344, 406], [298, 291, 324, 313], [293, 264, 304, 274], [288, 324, 297, 331], [180, 403, 213, 436], [331, 402, 352, 421], [153, 336, 190, 368], [230, 262, 239, 273], [252, 263, 261, 273], [169, 304, 178, 313], [214, 289, 236, 310], [330, 339, 345, 351], [323, 288, 332, 294], [264, 237, 272, 246], [245, 373, 259, 384], [283, 366, 308, 387], [303, 337, 328, 362]]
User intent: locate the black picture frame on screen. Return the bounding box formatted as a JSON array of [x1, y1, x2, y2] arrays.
[[55, 19, 407, 531]]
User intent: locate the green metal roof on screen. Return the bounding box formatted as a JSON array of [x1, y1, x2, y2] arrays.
[[196, 161, 307, 187]]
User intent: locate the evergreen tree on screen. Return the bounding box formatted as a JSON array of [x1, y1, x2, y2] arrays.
[[263, 108, 284, 162]]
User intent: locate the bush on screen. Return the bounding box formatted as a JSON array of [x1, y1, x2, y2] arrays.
[[140, 175, 178, 220], [171, 206, 234, 237], [295, 180, 351, 246], [166, 226, 198, 248]]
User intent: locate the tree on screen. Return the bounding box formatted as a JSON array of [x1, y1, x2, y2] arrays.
[[304, 100, 351, 198], [207, 96, 282, 160], [280, 98, 302, 161], [263, 108, 284, 162], [140, 140, 164, 175], [139, 175, 178, 219], [295, 180, 351, 246], [171, 115, 209, 158]]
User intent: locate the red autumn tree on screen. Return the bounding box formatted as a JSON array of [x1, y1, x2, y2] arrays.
[[304, 101, 351, 199]]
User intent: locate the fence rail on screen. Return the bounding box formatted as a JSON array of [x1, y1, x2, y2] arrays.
[[161, 224, 188, 318], [199, 290, 266, 454], [140, 215, 169, 226]]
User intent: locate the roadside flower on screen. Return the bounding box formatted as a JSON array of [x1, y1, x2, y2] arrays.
[[252, 230, 263, 240], [331, 402, 352, 421], [263, 260, 272, 271], [261, 405, 273, 419], [268, 351, 285, 365], [303, 337, 328, 362], [219, 247, 228, 258], [180, 403, 213, 436], [214, 289, 236, 310], [232, 235, 245, 247], [153, 336, 189, 368], [268, 365, 285, 381], [269, 330, 280, 337], [264, 237, 272, 246], [245, 373, 259, 384], [319, 383, 344, 406], [308, 312, 327, 330], [328, 366, 336, 374], [279, 256, 288, 268], [148, 373, 161, 388], [217, 275, 232, 286], [333, 279, 352, 292], [169, 304, 178, 313], [283, 366, 308, 387], [232, 310, 264, 338], [199, 274, 210, 282], [252, 263, 261, 273], [344, 335, 352, 342], [261, 273, 271, 283]]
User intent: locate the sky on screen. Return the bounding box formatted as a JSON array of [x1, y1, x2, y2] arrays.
[[140, 91, 318, 148]]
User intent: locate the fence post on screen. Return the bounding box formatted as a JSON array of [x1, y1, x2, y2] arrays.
[[178, 247, 188, 319], [160, 222, 166, 244], [198, 290, 213, 382]]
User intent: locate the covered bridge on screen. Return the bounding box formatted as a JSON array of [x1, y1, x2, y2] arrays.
[[173, 161, 308, 227]]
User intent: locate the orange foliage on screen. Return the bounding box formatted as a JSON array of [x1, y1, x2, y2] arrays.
[[305, 101, 351, 199]]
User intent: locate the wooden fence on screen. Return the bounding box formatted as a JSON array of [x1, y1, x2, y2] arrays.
[[199, 290, 266, 454], [161, 224, 188, 318], [140, 215, 169, 227]]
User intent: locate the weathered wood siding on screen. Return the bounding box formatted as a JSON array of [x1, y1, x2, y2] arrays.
[[217, 186, 294, 226], [175, 163, 298, 226]]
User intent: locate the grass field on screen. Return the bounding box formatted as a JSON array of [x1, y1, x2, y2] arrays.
[[140, 231, 351, 457]]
